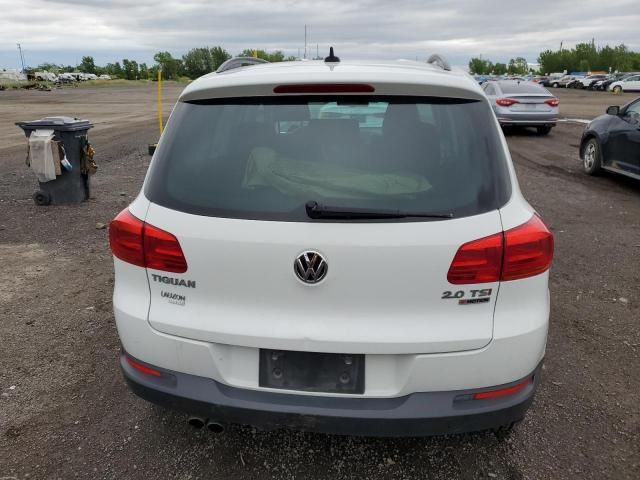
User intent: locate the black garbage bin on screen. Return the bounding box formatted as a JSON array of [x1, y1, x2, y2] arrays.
[[16, 116, 94, 205]]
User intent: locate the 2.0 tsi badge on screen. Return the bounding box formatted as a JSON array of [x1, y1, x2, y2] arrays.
[[294, 251, 328, 284]]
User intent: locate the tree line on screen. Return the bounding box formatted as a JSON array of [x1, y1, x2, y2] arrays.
[[538, 42, 640, 74], [30, 46, 295, 80], [469, 42, 640, 75], [468, 57, 529, 76]]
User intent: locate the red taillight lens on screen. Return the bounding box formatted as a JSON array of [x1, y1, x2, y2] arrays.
[[473, 377, 533, 400], [502, 214, 554, 281], [447, 231, 503, 284], [126, 356, 162, 377], [109, 210, 145, 268], [273, 83, 375, 94], [109, 209, 187, 273], [143, 222, 188, 273], [496, 98, 519, 107], [544, 98, 560, 107], [447, 215, 554, 285]]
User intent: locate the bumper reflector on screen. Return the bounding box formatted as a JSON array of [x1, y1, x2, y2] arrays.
[[126, 356, 162, 377], [472, 377, 533, 400]]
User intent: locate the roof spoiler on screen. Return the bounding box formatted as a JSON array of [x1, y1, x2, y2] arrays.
[[427, 54, 451, 72], [216, 57, 269, 74]]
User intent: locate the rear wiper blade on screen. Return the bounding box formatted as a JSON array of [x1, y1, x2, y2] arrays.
[[305, 201, 454, 220]]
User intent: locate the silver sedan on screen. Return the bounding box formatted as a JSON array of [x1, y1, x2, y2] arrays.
[[482, 80, 559, 135]]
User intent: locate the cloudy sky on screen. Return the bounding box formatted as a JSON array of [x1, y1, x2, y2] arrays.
[[1, 0, 639, 69]]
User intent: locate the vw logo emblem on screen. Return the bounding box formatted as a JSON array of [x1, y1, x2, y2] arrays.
[[294, 251, 328, 284]]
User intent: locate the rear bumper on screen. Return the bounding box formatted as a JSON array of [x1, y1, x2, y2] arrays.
[[121, 352, 541, 437], [497, 118, 557, 127]]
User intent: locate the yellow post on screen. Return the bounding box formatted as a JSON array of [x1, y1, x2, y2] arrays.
[[157, 68, 164, 135]]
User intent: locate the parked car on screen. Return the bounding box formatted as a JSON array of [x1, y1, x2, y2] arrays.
[[609, 74, 640, 93], [109, 54, 554, 437], [594, 74, 620, 91], [483, 80, 559, 134], [598, 73, 638, 91], [576, 74, 608, 89], [56, 73, 76, 84], [580, 97, 640, 179], [540, 75, 563, 87], [34, 71, 57, 82], [565, 76, 588, 88], [548, 75, 578, 88], [98, 74, 112, 80]]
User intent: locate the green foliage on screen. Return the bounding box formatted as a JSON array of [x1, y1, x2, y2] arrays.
[[508, 57, 529, 75], [79, 56, 97, 74], [104, 62, 123, 77], [139, 63, 149, 80], [468, 57, 494, 75], [238, 49, 286, 63], [122, 59, 139, 80], [153, 51, 183, 80], [537, 42, 640, 74], [493, 63, 507, 75], [182, 46, 231, 78]]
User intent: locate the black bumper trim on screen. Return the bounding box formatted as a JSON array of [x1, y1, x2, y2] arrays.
[[121, 353, 540, 437]]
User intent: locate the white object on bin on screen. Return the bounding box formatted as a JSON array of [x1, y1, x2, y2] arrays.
[[28, 129, 56, 182]]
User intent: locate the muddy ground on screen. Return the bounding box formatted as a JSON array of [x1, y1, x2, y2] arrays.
[[0, 86, 638, 479]]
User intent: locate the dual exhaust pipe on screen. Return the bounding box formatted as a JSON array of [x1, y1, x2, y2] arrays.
[[187, 416, 225, 433]]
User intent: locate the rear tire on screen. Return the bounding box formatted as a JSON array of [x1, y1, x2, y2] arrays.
[[33, 190, 51, 206], [612, 85, 622, 94], [536, 126, 552, 136], [582, 138, 602, 175], [552, 82, 559, 88]]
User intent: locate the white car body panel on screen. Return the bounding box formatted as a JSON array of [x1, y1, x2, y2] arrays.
[[144, 203, 503, 355], [112, 60, 550, 400]]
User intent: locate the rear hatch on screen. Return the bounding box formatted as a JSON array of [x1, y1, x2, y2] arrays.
[[143, 94, 512, 355]]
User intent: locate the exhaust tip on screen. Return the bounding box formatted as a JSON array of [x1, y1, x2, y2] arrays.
[[187, 416, 206, 429], [206, 421, 225, 433]]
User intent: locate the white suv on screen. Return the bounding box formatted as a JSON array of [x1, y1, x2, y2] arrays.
[[109, 53, 554, 436]]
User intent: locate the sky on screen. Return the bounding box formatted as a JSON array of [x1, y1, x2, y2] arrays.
[[1, 0, 639, 70]]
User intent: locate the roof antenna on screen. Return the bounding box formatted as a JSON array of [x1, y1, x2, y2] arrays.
[[324, 46, 340, 63]]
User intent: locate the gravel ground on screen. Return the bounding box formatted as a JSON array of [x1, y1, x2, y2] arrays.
[[0, 85, 638, 479]]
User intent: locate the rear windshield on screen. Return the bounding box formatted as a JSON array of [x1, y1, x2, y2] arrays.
[[145, 96, 511, 221], [498, 82, 549, 95]]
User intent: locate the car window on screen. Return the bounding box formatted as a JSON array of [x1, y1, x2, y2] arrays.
[[145, 96, 511, 221], [498, 82, 549, 94], [625, 76, 639, 82], [624, 101, 640, 122]]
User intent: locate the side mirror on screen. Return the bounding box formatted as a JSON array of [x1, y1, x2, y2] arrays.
[[606, 106, 620, 116]]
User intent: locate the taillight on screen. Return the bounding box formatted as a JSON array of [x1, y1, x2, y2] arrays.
[[496, 98, 519, 107], [273, 83, 375, 94], [109, 209, 188, 273], [447, 215, 554, 284], [544, 98, 560, 107], [109, 210, 145, 268], [447, 232, 503, 284], [502, 214, 554, 281]]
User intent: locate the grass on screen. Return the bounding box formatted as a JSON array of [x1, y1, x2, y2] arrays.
[[0, 80, 50, 90]]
